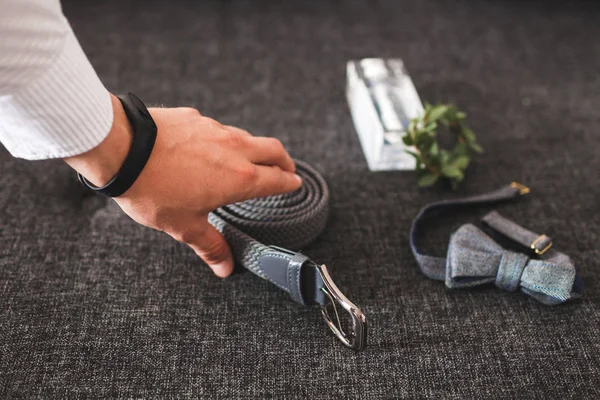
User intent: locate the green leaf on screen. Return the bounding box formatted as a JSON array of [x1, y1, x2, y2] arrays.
[[424, 122, 438, 132], [440, 150, 450, 164], [405, 149, 419, 159], [430, 142, 439, 156], [469, 143, 483, 153], [451, 155, 470, 169], [415, 133, 433, 148], [407, 151, 423, 170], [453, 142, 468, 156], [418, 173, 439, 187], [441, 165, 463, 178], [408, 119, 417, 135], [427, 105, 449, 122], [462, 127, 476, 142], [456, 111, 467, 119], [402, 134, 413, 146], [450, 143, 471, 159]]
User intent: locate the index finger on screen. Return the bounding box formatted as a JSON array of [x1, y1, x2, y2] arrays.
[[247, 165, 302, 199]]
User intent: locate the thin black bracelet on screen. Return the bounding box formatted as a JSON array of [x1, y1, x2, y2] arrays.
[[77, 92, 157, 197]]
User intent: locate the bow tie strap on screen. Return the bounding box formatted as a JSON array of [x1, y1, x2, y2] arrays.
[[482, 211, 553, 255], [410, 183, 527, 281], [482, 211, 575, 271]]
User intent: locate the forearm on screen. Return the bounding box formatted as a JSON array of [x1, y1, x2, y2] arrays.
[[0, 0, 113, 160], [1, 0, 302, 279], [64, 94, 132, 187]]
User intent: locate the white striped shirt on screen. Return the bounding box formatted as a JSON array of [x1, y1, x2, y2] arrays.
[[0, 0, 113, 160]]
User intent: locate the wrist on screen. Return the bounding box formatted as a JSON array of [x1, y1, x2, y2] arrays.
[[64, 93, 133, 186]]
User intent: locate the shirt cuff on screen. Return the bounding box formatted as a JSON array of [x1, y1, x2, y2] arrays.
[[0, 24, 113, 160]]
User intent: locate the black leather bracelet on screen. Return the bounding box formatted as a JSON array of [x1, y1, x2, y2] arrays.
[[77, 92, 157, 197]]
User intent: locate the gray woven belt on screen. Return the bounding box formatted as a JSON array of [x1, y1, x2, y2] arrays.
[[208, 160, 367, 350]]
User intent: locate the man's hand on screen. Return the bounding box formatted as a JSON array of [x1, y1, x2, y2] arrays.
[[65, 94, 302, 278]]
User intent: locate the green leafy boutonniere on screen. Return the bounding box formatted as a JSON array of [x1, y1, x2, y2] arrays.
[[402, 103, 483, 189]]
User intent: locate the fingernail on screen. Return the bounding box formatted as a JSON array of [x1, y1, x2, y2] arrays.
[[210, 259, 234, 278], [294, 174, 303, 184]]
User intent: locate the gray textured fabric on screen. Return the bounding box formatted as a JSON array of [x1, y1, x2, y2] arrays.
[[446, 223, 580, 305], [2, 0, 600, 398]]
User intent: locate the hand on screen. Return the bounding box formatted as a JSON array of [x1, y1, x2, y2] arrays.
[[65, 94, 302, 277]]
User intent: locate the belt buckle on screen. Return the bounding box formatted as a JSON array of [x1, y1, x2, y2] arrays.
[[531, 234, 553, 255], [510, 182, 531, 195], [316, 265, 367, 351]]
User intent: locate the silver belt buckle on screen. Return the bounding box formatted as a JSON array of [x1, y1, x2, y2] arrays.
[[316, 265, 367, 351]]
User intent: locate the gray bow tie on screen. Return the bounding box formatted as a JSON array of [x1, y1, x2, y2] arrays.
[[447, 224, 581, 305], [410, 183, 583, 306]]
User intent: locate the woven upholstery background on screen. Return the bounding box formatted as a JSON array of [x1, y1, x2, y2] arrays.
[[1, 0, 599, 398]]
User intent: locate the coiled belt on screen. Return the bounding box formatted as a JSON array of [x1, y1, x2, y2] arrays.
[[208, 161, 367, 350]]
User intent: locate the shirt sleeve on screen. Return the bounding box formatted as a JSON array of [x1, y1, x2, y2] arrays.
[[0, 0, 113, 160]]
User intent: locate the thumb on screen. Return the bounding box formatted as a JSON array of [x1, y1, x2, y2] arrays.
[[186, 219, 234, 278]]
